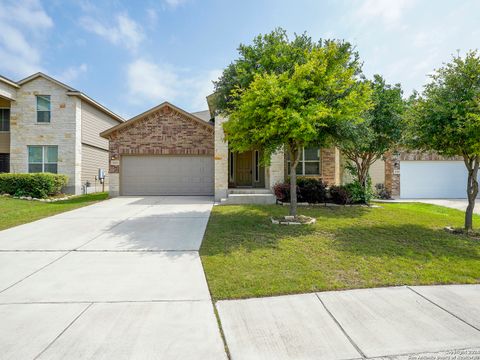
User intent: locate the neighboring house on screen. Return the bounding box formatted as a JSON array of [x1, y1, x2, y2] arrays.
[[385, 151, 480, 199], [0, 73, 124, 194]]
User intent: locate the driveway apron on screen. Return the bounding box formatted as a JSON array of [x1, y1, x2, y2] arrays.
[[0, 196, 227, 360]]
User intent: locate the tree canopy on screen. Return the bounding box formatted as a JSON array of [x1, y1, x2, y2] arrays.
[[221, 32, 372, 215], [213, 28, 356, 113], [405, 50, 480, 230], [336, 74, 404, 190]]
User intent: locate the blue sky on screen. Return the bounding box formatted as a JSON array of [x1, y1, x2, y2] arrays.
[[1, 0, 479, 119]]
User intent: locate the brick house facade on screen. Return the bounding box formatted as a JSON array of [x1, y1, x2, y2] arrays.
[[101, 103, 214, 197], [100, 101, 348, 201]]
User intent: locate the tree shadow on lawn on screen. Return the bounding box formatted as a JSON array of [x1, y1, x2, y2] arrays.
[[330, 223, 480, 261], [200, 204, 371, 255]]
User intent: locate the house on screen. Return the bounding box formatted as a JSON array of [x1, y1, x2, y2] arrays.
[[101, 101, 382, 203], [0, 72, 124, 194], [101, 99, 474, 202]]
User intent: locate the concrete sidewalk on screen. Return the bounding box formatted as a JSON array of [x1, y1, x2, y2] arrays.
[[216, 285, 480, 359], [0, 196, 227, 360]]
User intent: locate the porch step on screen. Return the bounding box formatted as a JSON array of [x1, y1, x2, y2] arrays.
[[228, 188, 273, 194], [221, 193, 277, 205]]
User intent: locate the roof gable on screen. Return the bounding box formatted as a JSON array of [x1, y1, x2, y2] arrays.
[[101, 102, 213, 138], [0, 75, 20, 89], [17, 72, 77, 91]]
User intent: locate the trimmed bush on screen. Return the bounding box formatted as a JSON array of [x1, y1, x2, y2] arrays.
[[273, 183, 290, 202], [297, 178, 327, 203], [273, 177, 327, 203], [329, 185, 351, 205], [0, 173, 68, 198]]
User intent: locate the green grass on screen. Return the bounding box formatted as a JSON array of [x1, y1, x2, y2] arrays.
[[0, 192, 109, 231], [200, 203, 480, 300]]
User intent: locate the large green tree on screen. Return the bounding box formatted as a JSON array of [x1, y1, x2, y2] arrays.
[[214, 28, 315, 113], [221, 34, 371, 216], [336, 75, 404, 193], [405, 51, 480, 231]]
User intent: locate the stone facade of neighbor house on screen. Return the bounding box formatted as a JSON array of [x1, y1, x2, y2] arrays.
[[0, 72, 123, 194]]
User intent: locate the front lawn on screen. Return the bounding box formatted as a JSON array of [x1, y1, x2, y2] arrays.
[[200, 203, 480, 300], [0, 192, 109, 231]]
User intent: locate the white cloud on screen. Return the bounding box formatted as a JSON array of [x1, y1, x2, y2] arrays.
[[164, 0, 187, 9], [187, 69, 223, 110], [0, 0, 53, 77], [127, 59, 221, 110], [55, 63, 88, 84], [355, 0, 415, 25], [146, 8, 158, 25], [80, 13, 144, 51], [127, 59, 179, 102]]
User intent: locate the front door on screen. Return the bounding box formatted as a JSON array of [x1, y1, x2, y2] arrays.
[[236, 151, 252, 186], [0, 154, 9, 173]]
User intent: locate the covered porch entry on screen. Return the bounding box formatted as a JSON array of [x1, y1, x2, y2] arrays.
[[228, 150, 266, 188]]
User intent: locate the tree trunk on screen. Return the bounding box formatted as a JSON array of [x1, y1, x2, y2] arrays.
[[288, 145, 301, 217], [464, 155, 479, 231], [353, 154, 374, 203]]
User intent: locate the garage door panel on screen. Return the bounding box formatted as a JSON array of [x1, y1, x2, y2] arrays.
[[121, 156, 214, 196], [401, 161, 479, 199]]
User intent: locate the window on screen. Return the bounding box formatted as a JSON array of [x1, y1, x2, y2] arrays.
[[28, 146, 58, 173], [287, 147, 321, 176], [229, 151, 235, 182], [254, 150, 260, 182], [0, 154, 9, 173], [36, 95, 51, 123], [0, 109, 9, 131]]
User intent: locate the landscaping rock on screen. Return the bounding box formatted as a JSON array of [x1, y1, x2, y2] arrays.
[[271, 215, 316, 225]]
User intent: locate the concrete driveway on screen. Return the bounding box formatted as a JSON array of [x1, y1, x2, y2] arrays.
[[0, 196, 227, 360], [384, 199, 480, 214]]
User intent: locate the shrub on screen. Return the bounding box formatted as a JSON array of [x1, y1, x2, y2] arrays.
[[296, 177, 327, 203], [375, 183, 391, 200], [329, 185, 351, 205], [0, 173, 68, 198], [344, 179, 374, 204], [273, 182, 290, 202], [273, 177, 327, 203]]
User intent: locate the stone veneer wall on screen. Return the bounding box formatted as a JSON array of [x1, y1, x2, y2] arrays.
[[214, 115, 229, 201], [105, 105, 214, 196], [384, 150, 463, 197], [267, 150, 285, 188], [9, 77, 81, 194], [0, 81, 17, 101]]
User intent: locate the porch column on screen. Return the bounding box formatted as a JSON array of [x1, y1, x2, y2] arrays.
[[267, 150, 285, 189], [214, 115, 229, 201]]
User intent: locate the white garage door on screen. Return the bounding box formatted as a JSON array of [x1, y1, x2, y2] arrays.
[[401, 161, 479, 199], [121, 155, 214, 196]]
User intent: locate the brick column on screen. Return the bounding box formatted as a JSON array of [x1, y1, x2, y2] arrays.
[[384, 152, 400, 197], [321, 147, 341, 186]]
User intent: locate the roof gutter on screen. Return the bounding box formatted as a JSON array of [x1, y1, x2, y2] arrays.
[[67, 91, 124, 123]]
